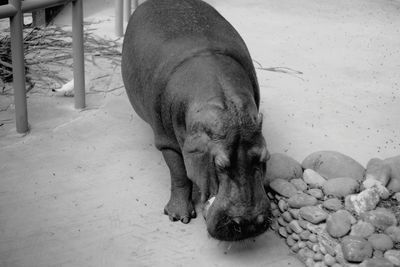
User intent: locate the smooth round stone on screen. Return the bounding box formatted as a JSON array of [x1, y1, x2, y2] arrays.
[[302, 151, 365, 181], [278, 198, 288, 212], [306, 241, 314, 249], [292, 233, 300, 241], [286, 235, 296, 247], [300, 206, 328, 224], [271, 220, 279, 231], [265, 153, 303, 183], [300, 230, 311, 240], [279, 226, 288, 238], [291, 243, 300, 253], [289, 208, 300, 219], [326, 210, 351, 238], [314, 262, 326, 267], [385, 226, 400, 243], [360, 208, 398, 231], [385, 155, 400, 193], [384, 250, 400, 266], [299, 247, 315, 262], [309, 233, 318, 243], [307, 188, 324, 199], [341, 236, 373, 263], [282, 211, 293, 223], [278, 217, 287, 226], [367, 234, 393, 251], [345, 187, 381, 215], [288, 192, 318, 208], [365, 158, 391, 186], [272, 208, 280, 217], [270, 178, 298, 198], [322, 177, 359, 198], [350, 221, 375, 238], [291, 178, 308, 191], [286, 224, 293, 234], [303, 169, 327, 188], [304, 257, 315, 267], [298, 241, 307, 248], [314, 252, 324, 261], [288, 220, 304, 234], [324, 254, 336, 266], [312, 244, 321, 252], [323, 198, 343, 211], [360, 257, 394, 267]]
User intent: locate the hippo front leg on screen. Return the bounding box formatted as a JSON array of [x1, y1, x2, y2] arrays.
[[162, 149, 196, 224]]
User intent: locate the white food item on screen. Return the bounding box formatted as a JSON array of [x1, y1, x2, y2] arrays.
[[203, 196, 216, 219]]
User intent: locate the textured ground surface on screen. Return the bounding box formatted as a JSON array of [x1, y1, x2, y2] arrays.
[[1, 0, 399, 266]]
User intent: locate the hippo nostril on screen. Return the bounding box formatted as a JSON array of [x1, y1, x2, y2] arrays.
[[256, 215, 264, 224]]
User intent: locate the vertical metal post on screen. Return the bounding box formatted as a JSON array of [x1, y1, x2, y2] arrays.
[[115, 0, 123, 37], [72, 0, 85, 109], [124, 0, 131, 23], [9, 0, 28, 133]]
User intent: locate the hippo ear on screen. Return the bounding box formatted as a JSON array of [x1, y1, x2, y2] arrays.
[[182, 133, 210, 184]]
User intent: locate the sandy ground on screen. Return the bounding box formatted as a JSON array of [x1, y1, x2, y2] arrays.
[[1, 0, 400, 266]]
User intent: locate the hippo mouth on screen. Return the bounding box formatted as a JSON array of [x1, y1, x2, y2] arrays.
[[203, 195, 271, 241]]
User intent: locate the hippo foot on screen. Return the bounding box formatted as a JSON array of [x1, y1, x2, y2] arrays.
[[164, 193, 196, 224]]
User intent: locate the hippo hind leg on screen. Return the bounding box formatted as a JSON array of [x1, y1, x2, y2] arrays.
[[162, 149, 196, 224]]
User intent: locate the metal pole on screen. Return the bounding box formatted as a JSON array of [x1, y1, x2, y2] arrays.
[[9, 0, 29, 133], [72, 0, 85, 109], [124, 0, 130, 23], [115, 0, 123, 37]]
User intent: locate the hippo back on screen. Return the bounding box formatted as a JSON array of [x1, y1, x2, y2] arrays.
[[122, 0, 259, 123]]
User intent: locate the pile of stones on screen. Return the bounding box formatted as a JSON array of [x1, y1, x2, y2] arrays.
[[265, 151, 400, 267]]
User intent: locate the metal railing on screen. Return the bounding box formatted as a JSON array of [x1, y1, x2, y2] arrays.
[[115, 0, 138, 37], [0, 0, 85, 133]]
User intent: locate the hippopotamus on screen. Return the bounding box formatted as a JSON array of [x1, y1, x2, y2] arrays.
[[121, 0, 271, 241]]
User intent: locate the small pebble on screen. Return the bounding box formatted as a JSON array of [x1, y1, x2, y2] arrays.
[[302, 168, 327, 188], [270, 201, 278, 210], [291, 233, 300, 240], [341, 236, 373, 263], [289, 208, 300, 219], [300, 230, 311, 240], [286, 224, 293, 235], [298, 241, 306, 248], [278, 226, 288, 238], [373, 250, 384, 258], [306, 241, 314, 249], [286, 235, 296, 247], [288, 192, 318, 208], [278, 198, 288, 212], [324, 254, 336, 266], [350, 221, 375, 238], [305, 257, 315, 267], [385, 226, 400, 243], [309, 233, 318, 243], [314, 252, 324, 261], [288, 220, 303, 234], [271, 209, 280, 217], [312, 244, 320, 252], [307, 188, 324, 199], [270, 220, 279, 231], [278, 217, 287, 227], [299, 206, 328, 224], [368, 233, 393, 251], [282, 211, 292, 223], [384, 250, 400, 266], [291, 178, 308, 191], [291, 243, 300, 253], [323, 198, 343, 212]]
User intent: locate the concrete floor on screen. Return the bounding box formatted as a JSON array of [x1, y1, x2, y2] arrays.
[[1, 0, 400, 266]]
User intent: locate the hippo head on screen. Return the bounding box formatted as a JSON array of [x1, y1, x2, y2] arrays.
[[182, 104, 271, 241]]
